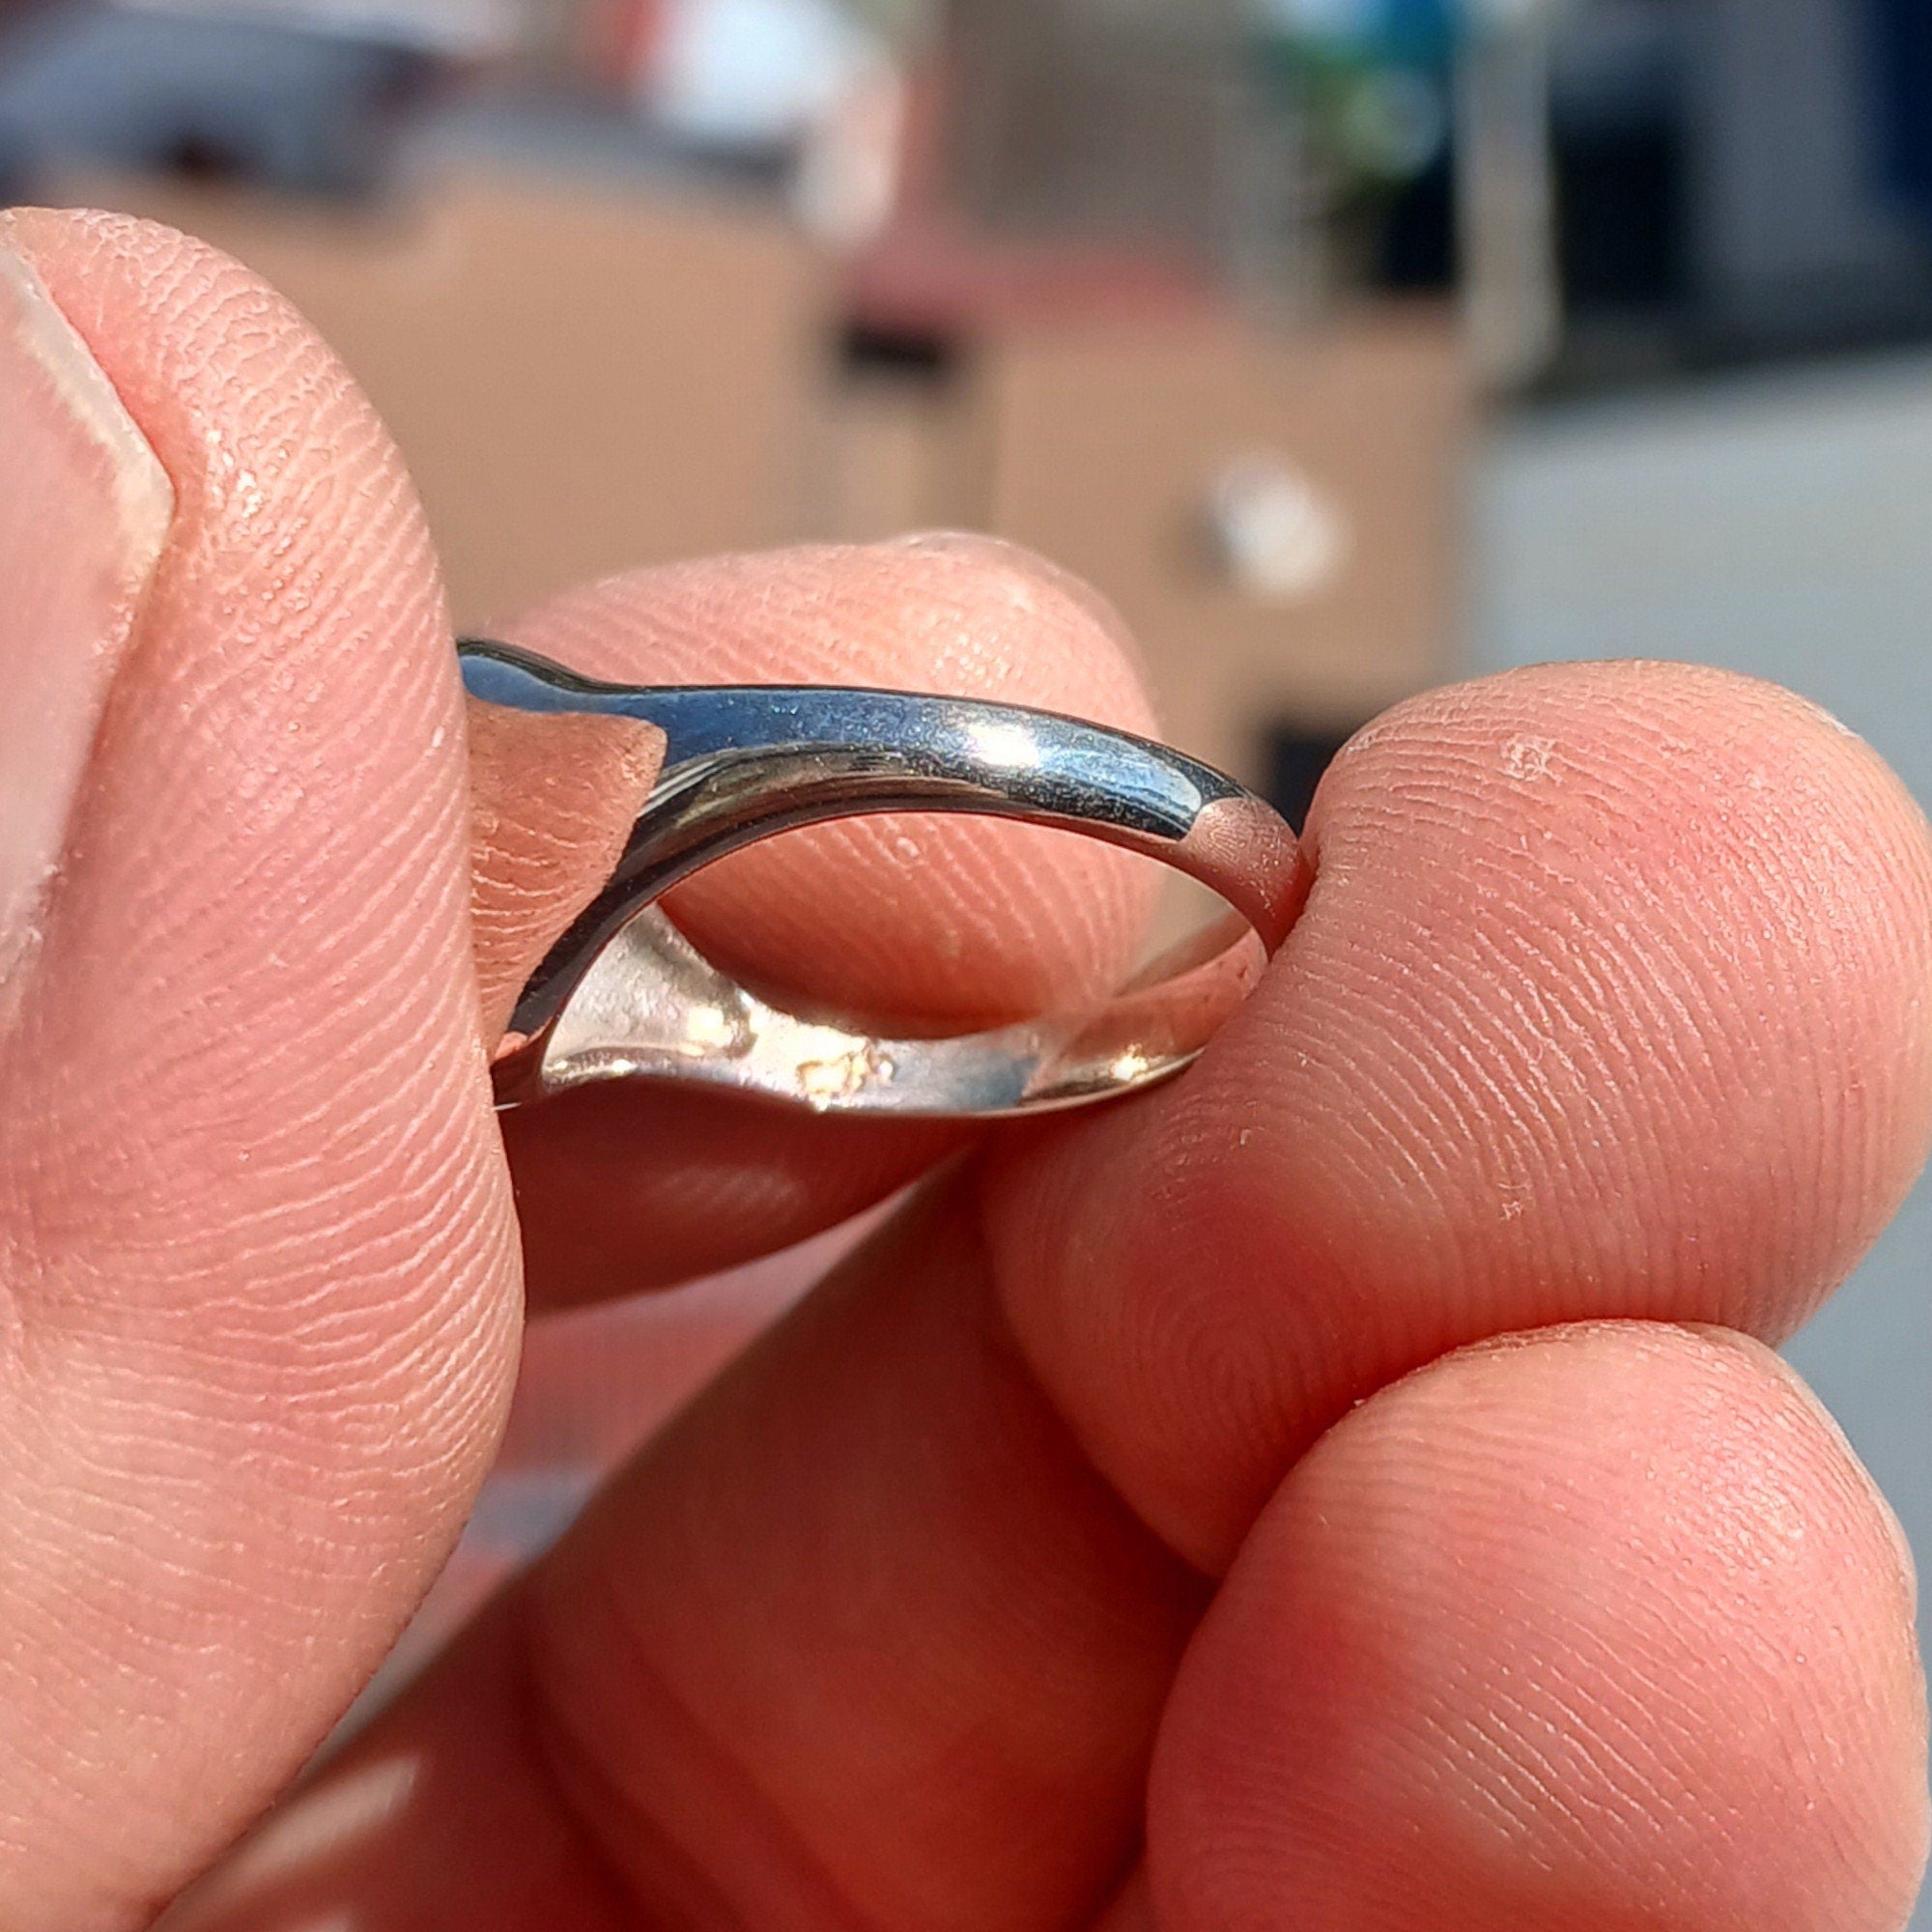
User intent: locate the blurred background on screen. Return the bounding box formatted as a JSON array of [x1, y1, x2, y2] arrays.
[[4, 0, 1930, 1870]]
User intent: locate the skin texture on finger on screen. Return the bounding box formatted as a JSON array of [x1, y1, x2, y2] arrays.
[[518, 1192, 1202, 1929], [176, 1165, 1931, 1929], [984, 662, 1932, 1569], [176, 1190, 1205, 1932], [0, 211, 521, 1925], [466, 696, 664, 1041], [1148, 1322, 1928, 1932], [161, 1600, 639, 1932], [497, 537, 1165, 1302], [502, 1079, 961, 1301]]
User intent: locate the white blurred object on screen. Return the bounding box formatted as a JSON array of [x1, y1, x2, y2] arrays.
[[1206, 453, 1350, 602], [791, 47, 904, 246], [643, 0, 885, 149]]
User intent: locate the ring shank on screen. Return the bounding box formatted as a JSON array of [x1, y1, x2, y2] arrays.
[[462, 639, 1302, 1117]]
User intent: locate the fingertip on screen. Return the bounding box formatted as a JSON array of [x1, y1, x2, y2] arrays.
[[1149, 1321, 1929, 1932], [1300, 658, 1932, 1334]]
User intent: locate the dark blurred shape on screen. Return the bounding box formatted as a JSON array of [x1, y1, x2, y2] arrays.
[[1374, 148, 1454, 292], [1687, 0, 1932, 355], [838, 318, 959, 378], [1872, 0, 1932, 224], [1252, 0, 1457, 301], [1482, 0, 1932, 381], [1374, 0, 1932, 383], [1265, 721, 1354, 835], [1550, 0, 1685, 315], [1557, 107, 1683, 312], [0, 4, 440, 195]]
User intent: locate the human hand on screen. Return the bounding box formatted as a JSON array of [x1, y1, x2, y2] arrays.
[[3, 208, 1929, 1932]]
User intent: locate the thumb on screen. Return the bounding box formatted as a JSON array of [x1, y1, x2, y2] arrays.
[[0, 208, 521, 1927]]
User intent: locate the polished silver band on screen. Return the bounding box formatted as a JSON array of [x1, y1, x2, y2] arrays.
[[461, 639, 1300, 1117]]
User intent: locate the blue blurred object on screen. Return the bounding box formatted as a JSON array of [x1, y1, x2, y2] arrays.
[[1256, 0, 1455, 68], [0, 4, 440, 196], [1870, 0, 1932, 224]]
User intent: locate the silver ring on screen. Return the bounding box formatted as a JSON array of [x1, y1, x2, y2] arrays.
[[461, 639, 1299, 1118]]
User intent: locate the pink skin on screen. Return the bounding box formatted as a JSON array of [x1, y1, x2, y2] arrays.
[[1149, 1323, 1926, 1932], [0, 207, 1925, 1932]]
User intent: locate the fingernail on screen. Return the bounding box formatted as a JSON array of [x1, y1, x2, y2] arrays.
[[0, 239, 172, 989]]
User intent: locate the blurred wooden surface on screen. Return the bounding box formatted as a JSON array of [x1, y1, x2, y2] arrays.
[[51, 166, 828, 625]]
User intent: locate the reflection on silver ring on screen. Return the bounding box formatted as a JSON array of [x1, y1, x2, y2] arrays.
[[461, 639, 1301, 1118]]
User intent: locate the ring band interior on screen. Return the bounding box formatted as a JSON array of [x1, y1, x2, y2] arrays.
[[463, 639, 1302, 1118]]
